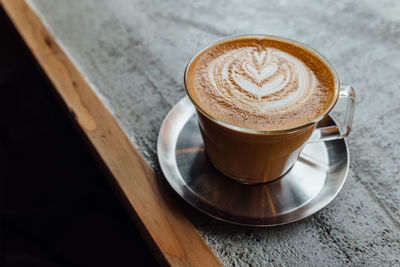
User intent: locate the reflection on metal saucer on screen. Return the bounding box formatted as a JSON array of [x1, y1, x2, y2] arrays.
[[157, 97, 349, 227]]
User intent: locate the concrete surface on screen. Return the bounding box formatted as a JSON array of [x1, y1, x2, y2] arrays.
[[28, 0, 400, 265]]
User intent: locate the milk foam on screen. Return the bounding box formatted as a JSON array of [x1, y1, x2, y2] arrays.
[[207, 47, 317, 113], [188, 38, 335, 130]]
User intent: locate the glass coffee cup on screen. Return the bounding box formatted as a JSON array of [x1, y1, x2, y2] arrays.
[[184, 35, 355, 184]]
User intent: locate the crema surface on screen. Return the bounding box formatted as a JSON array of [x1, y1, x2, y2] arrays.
[[187, 37, 336, 130]]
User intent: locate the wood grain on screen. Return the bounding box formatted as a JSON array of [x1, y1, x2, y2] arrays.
[[0, 0, 221, 266]]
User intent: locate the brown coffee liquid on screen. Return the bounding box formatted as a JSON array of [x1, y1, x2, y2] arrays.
[[186, 36, 336, 130]]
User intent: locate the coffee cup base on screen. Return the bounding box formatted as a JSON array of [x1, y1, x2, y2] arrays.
[[208, 157, 296, 185]]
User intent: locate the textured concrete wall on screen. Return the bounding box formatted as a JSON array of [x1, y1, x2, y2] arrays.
[[28, 0, 400, 265]]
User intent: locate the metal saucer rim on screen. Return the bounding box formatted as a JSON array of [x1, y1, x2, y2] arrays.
[[157, 97, 349, 227]]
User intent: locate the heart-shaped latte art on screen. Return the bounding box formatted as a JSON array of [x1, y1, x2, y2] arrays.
[[242, 62, 277, 86], [207, 47, 317, 112], [232, 62, 286, 98]]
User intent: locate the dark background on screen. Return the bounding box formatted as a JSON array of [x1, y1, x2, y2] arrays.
[[0, 7, 157, 267]]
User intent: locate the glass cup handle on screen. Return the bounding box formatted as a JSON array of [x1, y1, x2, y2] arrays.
[[308, 85, 355, 143]]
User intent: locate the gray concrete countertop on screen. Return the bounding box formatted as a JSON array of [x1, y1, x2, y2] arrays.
[[28, 0, 400, 265]]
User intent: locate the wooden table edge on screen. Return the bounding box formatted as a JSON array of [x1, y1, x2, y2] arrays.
[[0, 0, 221, 266]]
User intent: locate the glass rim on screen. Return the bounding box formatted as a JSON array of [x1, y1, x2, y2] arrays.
[[183, 34, 340, 135]]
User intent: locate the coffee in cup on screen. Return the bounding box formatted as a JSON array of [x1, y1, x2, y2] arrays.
[[184, 35, 354, 183]]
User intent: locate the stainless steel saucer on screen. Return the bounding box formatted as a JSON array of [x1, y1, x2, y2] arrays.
[[157, 97, 349, 227]]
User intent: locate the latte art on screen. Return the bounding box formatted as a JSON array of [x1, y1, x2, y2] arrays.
[[187, 37, 336, 130], [208, 47, 317, 112]]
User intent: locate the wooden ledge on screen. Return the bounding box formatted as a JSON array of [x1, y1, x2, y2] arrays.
[[0, 0, 221, 266]]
